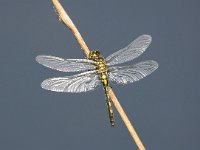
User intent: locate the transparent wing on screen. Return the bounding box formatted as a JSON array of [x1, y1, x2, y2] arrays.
[[41, 70, 100, 93], [108, 60, 158, 84], [36, 55, 96, 72], [106, 35, 152, 66]]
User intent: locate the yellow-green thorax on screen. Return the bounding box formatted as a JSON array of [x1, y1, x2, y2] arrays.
[[88, 50, 108, 87]]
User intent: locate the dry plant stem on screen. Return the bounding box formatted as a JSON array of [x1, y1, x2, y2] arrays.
[[108, 87, 146, 150], [52, 0, 146, 150], [52, 0, 90, 58]]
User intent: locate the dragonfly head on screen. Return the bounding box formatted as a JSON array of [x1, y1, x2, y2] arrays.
[[88, 50, 101, 61]]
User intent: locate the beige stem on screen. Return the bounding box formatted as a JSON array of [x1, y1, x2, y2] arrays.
[[52, 0, 90, 57], [108, 87, 146, 150], [51, 0, 146, 150]]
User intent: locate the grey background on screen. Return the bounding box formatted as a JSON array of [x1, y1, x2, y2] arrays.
[[0, 0, 199, 150]]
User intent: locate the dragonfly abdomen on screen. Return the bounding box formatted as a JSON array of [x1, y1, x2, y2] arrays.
[[104, 86, 115, 127], [100, 72, 115, 127]]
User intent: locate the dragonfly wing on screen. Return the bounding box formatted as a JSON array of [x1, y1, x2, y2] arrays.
[[36, 55, 96, 72], [106, 35, 152, 66], [108, 60, 158, 84], [41, 70, 100, 93]]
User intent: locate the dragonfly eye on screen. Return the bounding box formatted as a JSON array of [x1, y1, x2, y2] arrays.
[[89, 50, 101, 60]]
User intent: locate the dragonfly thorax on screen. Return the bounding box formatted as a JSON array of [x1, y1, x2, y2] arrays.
[[89, 50, 108, 73], [96, 59, 107, 73]]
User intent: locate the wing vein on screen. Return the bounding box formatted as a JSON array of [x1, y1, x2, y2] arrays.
[[36, 55, 96, 72], [106, 35, 152, 66], [108, 60, 158, 84]]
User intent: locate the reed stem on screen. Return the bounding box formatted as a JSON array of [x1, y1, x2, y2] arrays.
[[51, 1, 146, 149]]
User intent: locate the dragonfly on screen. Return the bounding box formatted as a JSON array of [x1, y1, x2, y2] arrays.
[[36, 34, 158, 127]]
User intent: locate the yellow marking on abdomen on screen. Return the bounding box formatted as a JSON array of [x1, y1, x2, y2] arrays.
[[104, 84, 115, 127], [98, 62, 115, 127]]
